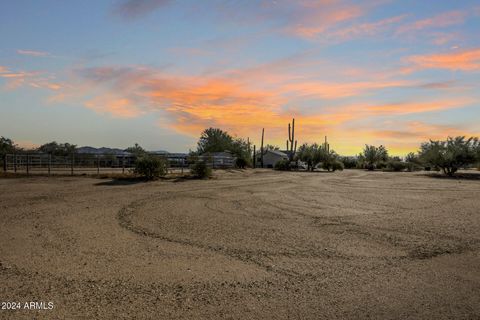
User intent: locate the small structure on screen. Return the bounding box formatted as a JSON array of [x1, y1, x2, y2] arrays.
[[256, 149, 289, 168]]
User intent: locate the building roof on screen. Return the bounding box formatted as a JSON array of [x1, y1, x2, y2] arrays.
[[257, 149, 288, 157]]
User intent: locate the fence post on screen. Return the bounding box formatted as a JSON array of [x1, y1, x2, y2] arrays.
[[97, 155, 100, 174], [14, 154, 17, 173], [122, 156, 125, 174], [71, 153, 74, 176], [26, 154, 30, 176], [48, 154, 51, 176], [2, 154, 6, 172]]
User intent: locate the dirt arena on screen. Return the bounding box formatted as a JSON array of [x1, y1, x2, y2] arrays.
[[1, 169, 479, 319]]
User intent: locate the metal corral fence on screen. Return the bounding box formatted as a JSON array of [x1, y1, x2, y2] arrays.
[[2, 153, 235, 175]]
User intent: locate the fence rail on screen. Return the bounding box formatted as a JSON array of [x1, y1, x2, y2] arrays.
[[2, 153, 235, 175]]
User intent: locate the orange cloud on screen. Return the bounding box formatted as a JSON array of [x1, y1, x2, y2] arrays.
[[53, 63, 475, 154], [85, 96, 143, 118], [363, 98, 472, 115], [0, 66, 64, 91], [407, 48, 480, 71]]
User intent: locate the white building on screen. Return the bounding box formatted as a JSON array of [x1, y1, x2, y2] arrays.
[[256, 149, 289, 168]]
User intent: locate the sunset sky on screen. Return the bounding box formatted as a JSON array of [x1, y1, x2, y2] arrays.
[[1, 0, 479, 155]]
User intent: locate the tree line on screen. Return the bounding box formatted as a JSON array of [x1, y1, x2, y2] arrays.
[[2, 133, 480, 177]]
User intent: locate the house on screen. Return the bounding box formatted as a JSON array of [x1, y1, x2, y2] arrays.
[[256, 149, 289, 168]]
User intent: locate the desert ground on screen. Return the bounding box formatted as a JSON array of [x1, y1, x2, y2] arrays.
[[0, 169, 479, 319]]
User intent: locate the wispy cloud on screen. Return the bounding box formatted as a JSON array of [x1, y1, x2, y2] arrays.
[[406, 48, 480, 72], [279, 79, 413, 99], [0, 66, 63, 90], [285, 2, 364, 39], [327, 14, 407, 41], [112, 0, 171, 19], [396, 10, 468, 35], [16, 49, 50, 57]]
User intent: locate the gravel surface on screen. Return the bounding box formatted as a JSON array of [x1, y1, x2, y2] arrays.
[[1, 169, 479, 319]]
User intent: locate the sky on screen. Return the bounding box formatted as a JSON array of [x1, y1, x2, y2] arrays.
[[1, 0, 479, 155]]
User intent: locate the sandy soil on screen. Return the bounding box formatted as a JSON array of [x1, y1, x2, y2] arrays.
[[0, 169, 479, 319]]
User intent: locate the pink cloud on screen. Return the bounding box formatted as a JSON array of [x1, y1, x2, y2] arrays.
[[285, 2, 364, 39], [17, 49, 50, 57], [329, 14, 407, 40], [396, 10, 468, 35]]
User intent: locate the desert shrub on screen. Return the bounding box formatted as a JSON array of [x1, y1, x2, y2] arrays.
[[407, 163, 423, 172], [235, 157, 249, 169], [340, 156, 358, 169], [330, 160, 344, 171], [419, 136, 479, 176], [134, 156, 167, 180], [190, 160, 212, 178], [386, 160, 407, 172], [376, 161, 387, 170], [405, 152, 422, 171], [274, 159, 291, 171]]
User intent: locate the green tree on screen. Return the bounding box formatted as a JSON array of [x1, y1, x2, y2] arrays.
[[296, 143, 340, 171], [361, 145, 388, 170], [197, 128, 234, 154], [230, 137, 252, 166], [405, 152, 422, 172], [38, 141, 77, 156], [419, 136, 479, 176], [1, 137, 17, 171], [264, 144, 280, 151], [125, 143, 146, 157], [296, 143, 315, 171], [196, 128, 251, 167], [0, 136, 16, 155]]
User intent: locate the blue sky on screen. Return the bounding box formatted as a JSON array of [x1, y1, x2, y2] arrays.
[[1, 0, 479, 155]]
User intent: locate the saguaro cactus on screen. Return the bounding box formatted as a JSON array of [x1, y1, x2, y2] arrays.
[[287, 118, 297, 161], [324, 136, 330, 153], [260, 128, 265, 168]]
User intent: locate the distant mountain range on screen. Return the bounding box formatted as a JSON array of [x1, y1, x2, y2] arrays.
[[76, 146, 131, 155]]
